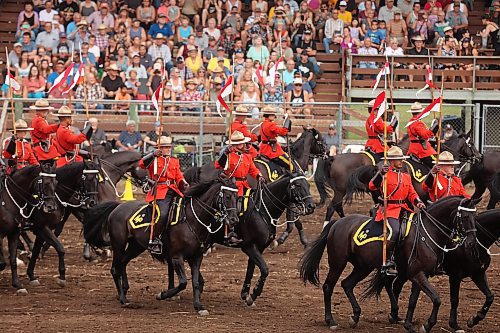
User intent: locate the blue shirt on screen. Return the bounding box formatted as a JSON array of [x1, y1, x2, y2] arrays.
[[66, 21, 77, 36], [81, 53, 96, 66], [47, 71, 60, 85], [21, 41, 36, 53], [148, 23, 173, 38], [366, 28, 385, 45], [118, 131, 142, 147]]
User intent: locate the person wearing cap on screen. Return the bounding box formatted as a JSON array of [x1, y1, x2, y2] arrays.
[[194, 25, 209, 50], [369, 146, 425, 274], [148, 13, 174, 40], [260, 106, 292, 168], [422, 151, 470, 202], [442, 124, 458, 141], [406, 102, 438, 168], [53, 106, 92, 168], [231, 106, 259, 158], [175, 56, 195, 81], [446, 2, 468, 37], [29, 99, 60, 163], [324, 123, 340, 157], [8, 43, 23, 67], [219, 22, 239, 55], [56, 31, 74, 57], [337, 1, 353, 25], [87, 2, 115, 34], [139, 135, 189, 251], [70, 19, 90, 48], [3, 120, 39, 172], [365, 99, 397, 162], [296, 50, 316, 89], [286, 77, 311, 116]]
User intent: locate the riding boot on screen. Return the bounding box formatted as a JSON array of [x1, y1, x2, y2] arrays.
[[382, 240, 398, 276], [148, 237, 163, 254]]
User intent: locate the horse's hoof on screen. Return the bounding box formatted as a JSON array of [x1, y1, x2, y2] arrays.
[[155, 292, 163, 300], [16, 258, 25, 267], [329, 325, 338, 331], [56, 278, 66, 288], [121, 302, 131, 308], [466, 317, 475, 328], [419, 325, 428, 333], [167, 295, 181, 301], [388, 314, 404, 324], [348, 316, 358, 328], [29, 279, 40, 286], [198, 309, 209, 316], [268, 240, 279, 250], [245, 295, 254, 307], [16, 288, 28, 295], [454, 329, 465, 333]]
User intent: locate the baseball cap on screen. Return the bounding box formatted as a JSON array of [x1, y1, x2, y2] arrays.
[[339, 1, 347, 6], [176, 56, 184, 63], [217, 56, 225, 61], [196, 25, 203, 32], [329, 123, 336, 129], [158, 13, 167, 18], [59, 32, 67, 37], [301, 50, 308, 55], [223, 23, 232, 29], [209, 36, 216, 41], [304, 30, 312, 34], [217, 46, 225, 51], [443, 26, 453, 32], [14, 42, 22, 47]]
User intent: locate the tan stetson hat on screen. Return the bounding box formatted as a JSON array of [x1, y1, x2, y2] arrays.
[[108, 63, 120, 71], [213, 77, 223, 84], [234, 105, 250, 116], [386, 146, 409, 160], [53, 105, 76, 117], [225, 131, 251, 145], [262, 105, 275, 116], [407, 101, 423, 113], [29, 98, 54, 111], [77, 20, 89, 27], [434, 151, 460, 165], [12, 119, 33, 131], [159, 136, 173, 147]]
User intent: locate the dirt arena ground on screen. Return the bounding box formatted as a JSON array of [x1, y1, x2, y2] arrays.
[[1, 189, 499, 333]]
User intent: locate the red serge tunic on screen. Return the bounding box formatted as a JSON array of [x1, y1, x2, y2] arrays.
[[2, 138, 39, 169], [365, 117, 394, 153], [422, 172, 471, 202], [231, 119, 259, 158], [369, 168, 420, 221], [54, 125, 87, 167], [139, 156, 185, 202], [31, 114, 60, 161], [215, 151, 260, 196], [407, 119, 436, 158], [259, 119, 289, 159]]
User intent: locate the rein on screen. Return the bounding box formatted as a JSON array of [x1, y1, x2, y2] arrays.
[[475, 222, 500, 256]]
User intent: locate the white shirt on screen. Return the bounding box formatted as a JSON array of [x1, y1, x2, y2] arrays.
[[39, 9, 58, 23], [384, 47, 404, 56]]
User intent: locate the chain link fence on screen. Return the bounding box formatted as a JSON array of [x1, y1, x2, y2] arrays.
[[482, 105, 500, 153]]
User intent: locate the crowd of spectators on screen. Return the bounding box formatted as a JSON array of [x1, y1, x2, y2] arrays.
[[2, 0, 499, 114]]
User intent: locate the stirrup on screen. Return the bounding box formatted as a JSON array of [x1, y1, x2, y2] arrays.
[[148, 239, 163, 255], [382, 261, 398, 276]]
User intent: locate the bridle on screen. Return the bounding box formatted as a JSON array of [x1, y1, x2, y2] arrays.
[[3, 171, 57, 218], [442, 136, 482, 175]]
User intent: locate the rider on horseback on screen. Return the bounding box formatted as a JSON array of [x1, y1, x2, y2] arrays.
[[365, 99, 398, 162], [139, 136, 189, 252], [423, 151, 470, 202], [407, 102, 438, 169], [232, 106, 259, 158], [215, 131, 265, 245], [30, 99, 59, 165], [259, 106, 292, 169], [3, 119, 39, 173], [53, 106, 93, 168], [368, 146, 426, 275]]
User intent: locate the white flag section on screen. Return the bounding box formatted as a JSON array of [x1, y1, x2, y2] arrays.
[[415, 67, 435, 97], [373, 95, 388, 122], [216, 75, 233, 117], [5, 73, 21, 91], [48, 63, 75, 94], [371, 61, 390, 94], [152, 83, 163, 121], [61, 64, 84, 94], [405, 97, 442, 127], [268, 57, 283, 87]]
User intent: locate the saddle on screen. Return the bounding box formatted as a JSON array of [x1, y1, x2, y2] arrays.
[[254, 156, 283, 182], [353, 212, 415, 246], [403, 155, 429, 183], [128, 204, 161, 229], [361, 150, 378, 166]]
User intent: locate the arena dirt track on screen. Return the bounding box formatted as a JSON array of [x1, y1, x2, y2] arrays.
[[1, 190, 499, 333]]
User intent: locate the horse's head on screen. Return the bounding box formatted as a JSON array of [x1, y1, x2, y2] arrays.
[[216, 176, 239, 227], [288, 171, 315, 215], [81, 160, 100, 208], [456, 197, 480, 258], [449, 129, 481, 163], [38, 162, 57, 213], [301, 126, 327, 158]]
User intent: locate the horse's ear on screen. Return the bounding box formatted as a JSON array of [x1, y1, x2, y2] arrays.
[[465, 128, 472, 138], [302, 125, 307, 131]]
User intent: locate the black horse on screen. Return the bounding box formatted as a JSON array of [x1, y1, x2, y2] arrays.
[[0, 164, 57, 293], [184, 126, 325, 246], [82, 177, 239, 309], [300, 196, 477, 333], [26, 160, 100, 288], [155, 171, 315, 312], [462, 150, 500, 208]]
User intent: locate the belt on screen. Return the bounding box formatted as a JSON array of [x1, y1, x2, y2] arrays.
[[386, 199, 406, 204], [158, 180, 173, 185], [261, 140, 276, 144], [410, 140, 422, 143], [368, 136, 379, 139], [234, 177, 247, 181]]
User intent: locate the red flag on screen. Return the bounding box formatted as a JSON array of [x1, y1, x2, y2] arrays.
[[416, 67, 435, 96], [268, 57, 283, 87], [61, 63, 84, 94], [368, 91, 387, 124], [405, 97, 441, 128], [5, 73, 20, 91], [48, 63, 74, 94], [252, 64, 265, 87], [216, 75, 233, 117]]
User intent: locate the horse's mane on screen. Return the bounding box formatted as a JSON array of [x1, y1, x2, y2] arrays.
[[56, 162, 84, 182], [426, 195, 466, 215], [12, 164, 40, 181], [184, 177, 225, 199], [103, 151, 142, 166]]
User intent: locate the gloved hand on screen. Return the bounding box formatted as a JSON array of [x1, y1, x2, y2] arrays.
[[10, 135, 17, 142], [283, 116, 292, 131], [179, 179, 190, 193], [381, 164, 390, 175], [431, 165, 440, 175], [5, 136, 17, 155], [8, 159, 16, 167], [81, 124, 94, 140], [220, 145, 231, 156], [390, 115, 398, 129], [430, 119, 439, 134], [257, 174, 266, 183], [154, 149, 162, 157], [416, 201, 426, 209]]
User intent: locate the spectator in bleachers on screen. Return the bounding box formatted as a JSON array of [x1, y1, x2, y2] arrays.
[[70, 19, 90, 47], [433, 10, 450, 45], [66, 12, 82, 36], [247, 36, 270, 64], [286, 77, 311, 116], [169, 67, 186, 94], [292, 3, 315, 46], [315, 3, 329, 41], [144, 122, 168, 152], [136, 0, 156, 31], [148, 13, 174, 44], [295, 30, 318, 72], [407, 35, 430, 81], [22, 65, 46, 99], [446, 2, 469, 39], [264, 84, 284, 103], [18, 1, 39, 33], [87, 2, 115, 34], [15, 51, 32, 79], [445, 0, 469, 16], [323, 9, 344, 53], [175, 56, 195, 80], [365, 20, 385, 50], [406, 2, 421, 36], [283, 59, 297, 86], [126, 54, 148, 79], [337, 1, 353, 25], [177, 16, 194, 46], [203, 17, 221, 42], [357, 38, 378, 73], [424, 0, 443, 11], [286, 71, 313, 94], [340, 27, 359, 53], [59, 0, 81, 25], [323, 123, 340, 156], [102, 63, 124, 100], [46, 60, 64, 90], [240, 84, 260, 118], [480, 14, 500, 54], [75, 72, 105, 112], [296, 50, 316, 88], [79, 0, 98, 18], [39, 1, 58, 27], [397, 0, 414, 19], [220, 23, 238, 55], [202, 0, 223, 27], [194, 25, 209, 50], [148, 33, 173, 70], [378, 0, 401, 24], [436, 25, 458, 46], [185, 45, 203, 73], [222, 6, 244, 32], [20, 32, 37, 59], [336, 0, 357, 14], [8, 43, 23, 67], [180, 79, 203, 115], [127, 20, 147, 47], [115, 8, 133, 32], [84, 118, 107, 148], [56, 32, 73, 59], [388, 12, 408, 47], [458, 37, 478, 83], [16, 21, 35, 41], [117, 120, 143, 152], [437, 35, 458, 81], [115, 45, 129, 71], [413, 11, 432, 43], [115, 85, 132, 111]]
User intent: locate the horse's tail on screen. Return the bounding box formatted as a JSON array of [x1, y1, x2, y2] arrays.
[[361, 269, 386, 300], [314, 158, 332, 194], [299, 220, 335, 286], [183, 166, 201, 184], [83, 201, 119, 248], [344, 165, 377, 205]]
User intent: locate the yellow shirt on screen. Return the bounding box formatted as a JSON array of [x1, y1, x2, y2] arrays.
[[207, 57, 231, 72], [338, 11, 352, 25], [185, 56, 203, 73]]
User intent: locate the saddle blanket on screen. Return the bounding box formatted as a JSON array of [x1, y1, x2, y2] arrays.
[[353, 213, 415, 246], [404, 157, 430, 183], [129, 204, 161, 229], [255, 158, 283, 182], [361, 151, 377, 166]]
